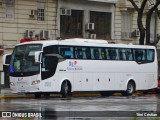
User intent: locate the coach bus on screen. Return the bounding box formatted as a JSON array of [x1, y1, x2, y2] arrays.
[[3, 38, 158, 98]]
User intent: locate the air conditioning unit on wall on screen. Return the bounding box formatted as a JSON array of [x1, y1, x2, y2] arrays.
[[132, 29, 140, 37], [86, 23, 94, 31], [40, 30, 50, 40], [90, 34, 96, 39], [29, 9, 37, 18], [60, 8, 71, 15], [134, 29, 140, 37], [24, 30, 36, 39]]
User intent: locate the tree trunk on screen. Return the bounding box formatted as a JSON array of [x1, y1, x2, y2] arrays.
[[137, 0, 147, 45]]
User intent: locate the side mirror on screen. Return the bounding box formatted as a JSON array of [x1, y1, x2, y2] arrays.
[[35, 51, 43, 63], [2, 54, 11, 66]]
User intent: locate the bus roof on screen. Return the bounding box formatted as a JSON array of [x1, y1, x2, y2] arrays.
[[16, 38, 156, 49]]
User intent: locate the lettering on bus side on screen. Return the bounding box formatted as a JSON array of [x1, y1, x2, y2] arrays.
[[67, 61, 83, 71]]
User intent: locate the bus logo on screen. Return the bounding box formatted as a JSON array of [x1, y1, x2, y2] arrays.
[[68, 61, 82, 70], [69, 61, 77, 67]]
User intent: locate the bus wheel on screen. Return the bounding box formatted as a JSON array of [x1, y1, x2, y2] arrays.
[[34, 93, 41, 99], [121, 81, 135, 96], [61, 81, 71, 98], [100, 91, 114, 97]]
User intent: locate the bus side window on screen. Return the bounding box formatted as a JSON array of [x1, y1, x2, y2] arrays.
[[94, 49, 100, 60], [108, 48, 119, 60], [134, 49, 146, 61], [75, 47, 83, 59], [119, 49, 126, 60], [59, 47, 74, 59], [101, 49, 105, 60], [125, 49, 133, 60], [105, 49, 110, 60], [85, 48, 91, 59], [91, 48, 101, 60], [147, 49, 154, 61]]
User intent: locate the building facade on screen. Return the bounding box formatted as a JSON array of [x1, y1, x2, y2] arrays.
[[0, 0, 58, 70]]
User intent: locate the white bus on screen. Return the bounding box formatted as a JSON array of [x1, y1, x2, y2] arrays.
[[3, 38, 158, 98]]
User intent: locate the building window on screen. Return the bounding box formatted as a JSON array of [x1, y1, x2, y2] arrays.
[[37, 0, 45, 21], [90, 11, 111, 40], [60, 10, 83, 38], [121, 12, 131, 39], [5, 0, 15, 20]]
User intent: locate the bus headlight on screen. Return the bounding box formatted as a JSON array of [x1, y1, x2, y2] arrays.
[[10, 82, 15, 86], [32, 80, 40, 85]]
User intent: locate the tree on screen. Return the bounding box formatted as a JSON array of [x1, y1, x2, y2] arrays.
[[129, 0, 160, 45], [146, 0, 160, 45], [129, 0, 147, 45]]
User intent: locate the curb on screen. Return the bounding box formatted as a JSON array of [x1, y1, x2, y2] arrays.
[[0, 92, 143, 99]]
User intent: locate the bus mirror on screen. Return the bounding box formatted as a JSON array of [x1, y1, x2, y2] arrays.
[[2, 54, 11, 66], [35, 51, 43, 63]]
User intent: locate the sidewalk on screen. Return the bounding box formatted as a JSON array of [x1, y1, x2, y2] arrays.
[[0, 88, 31, 99]]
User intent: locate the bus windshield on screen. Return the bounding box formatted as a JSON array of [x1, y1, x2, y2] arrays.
[[10, 44, 42, 76]]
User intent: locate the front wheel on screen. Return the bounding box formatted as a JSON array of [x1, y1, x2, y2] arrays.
[[121, 81, 135, 96], [61, 81, 71, 98]]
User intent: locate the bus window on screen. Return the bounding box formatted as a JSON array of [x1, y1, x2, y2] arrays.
[[119, 49, 126, 60], [125, 49, 133, 60], [107, 48, 119, 60], [119, 49, 133, 61], [91, 48, 102, 60], [59, 46, 74, 59], [101, 48, 105, 60], [75, 47, 83, 59], [146, 49, 154, 61], [75, 47, 90, 59], [85, 48, 91, 59], [134, 49, 146, 61]]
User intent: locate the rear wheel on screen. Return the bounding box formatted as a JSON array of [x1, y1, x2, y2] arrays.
[[61, 81, 71, 98], [121, 81, 135, 96]]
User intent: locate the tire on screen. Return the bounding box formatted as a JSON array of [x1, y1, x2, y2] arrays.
[[100, 91, 114, 97], [121, 81, 135, 96], [34, 93, 41, 99], [61, 81, 70, 98]]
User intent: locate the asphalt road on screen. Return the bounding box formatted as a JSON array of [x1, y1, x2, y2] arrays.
[[0, 94, 160, 120]]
